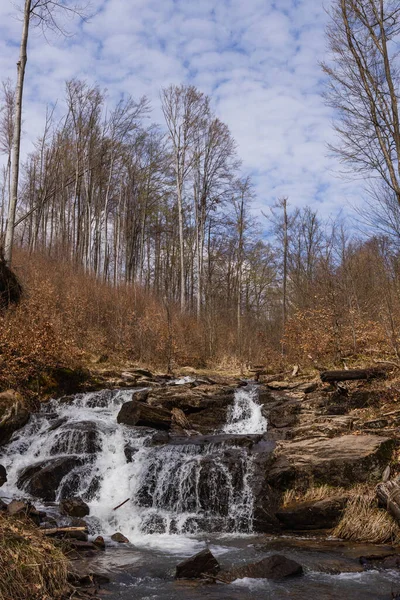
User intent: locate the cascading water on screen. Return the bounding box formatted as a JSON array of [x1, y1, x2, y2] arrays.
[[0, 385, 267, 548], [223, 386, 268, 435]]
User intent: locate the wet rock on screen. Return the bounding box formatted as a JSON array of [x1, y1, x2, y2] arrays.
[[276, 497, 348, 530], [111, 532, 129, 543], [175, 549, 220, 579], [267, 434, 395, 490], [60, 497, 89, 518], [49, 422, 101, 455], [0, 499, 7, 511], [124, 445, 138, 462], [17, 456, 84, 501], [117, 399, 171, 430], [66, 539, 100, 552], [93, 536, 106, 550], [220, 554, 303, 582], [151, 431, 170, 444], [0, 390, 30, 446], [70, 572, 111, 587], [0, 464, 7, 487], [47, 417, 68, 432]]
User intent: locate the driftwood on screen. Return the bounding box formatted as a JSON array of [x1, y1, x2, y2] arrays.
[[42, 526, 87, 536], [320, 368, 386, 383], [376, 480, 400, 524]]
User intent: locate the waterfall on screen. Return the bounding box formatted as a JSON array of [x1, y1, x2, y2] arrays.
[[0, 385, 268, 548], [223, 386, 268, 435]]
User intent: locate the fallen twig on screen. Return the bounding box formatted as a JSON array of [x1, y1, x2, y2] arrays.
[[112, 498, 130, 511]]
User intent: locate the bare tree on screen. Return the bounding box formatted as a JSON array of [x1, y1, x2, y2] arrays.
[[322, 0, 400, 206], [161, 85, 207, 311], [4, 0, 88, 266]]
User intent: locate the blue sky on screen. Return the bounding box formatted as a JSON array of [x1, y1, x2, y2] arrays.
[[0, 0, 363, 220]]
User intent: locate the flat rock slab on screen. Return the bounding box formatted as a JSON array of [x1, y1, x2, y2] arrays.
[[268, 434, 395, 489], [117, 400, 171, 430]]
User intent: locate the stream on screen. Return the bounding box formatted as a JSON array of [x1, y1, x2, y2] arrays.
[[1, 384, 400, 598]]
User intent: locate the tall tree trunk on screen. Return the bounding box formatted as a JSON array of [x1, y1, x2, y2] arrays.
[[4, 0, 31, 264]]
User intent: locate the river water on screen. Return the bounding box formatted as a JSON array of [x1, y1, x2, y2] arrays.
[[1, 384, 400, 598]]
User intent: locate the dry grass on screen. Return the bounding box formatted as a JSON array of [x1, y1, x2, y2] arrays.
[[333, 485, 400, 544], [282, 483, 347, 507], [282, 483, 400, 545], [0, 514, 69, 600]]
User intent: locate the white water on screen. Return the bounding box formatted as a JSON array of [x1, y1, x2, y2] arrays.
[[223, 386, 267, 435], [1, 385, 267, 552]]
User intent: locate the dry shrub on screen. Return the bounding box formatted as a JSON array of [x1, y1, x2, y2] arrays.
[[0, 249, 209, 388], [333, 485, 400, 544], [284, 307, 390, 366], [0, 514, 68, 600]]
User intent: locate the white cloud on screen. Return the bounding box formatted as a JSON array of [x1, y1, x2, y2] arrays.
[[0, 0, 365, 221]]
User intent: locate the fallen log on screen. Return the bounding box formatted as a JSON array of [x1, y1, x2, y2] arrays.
[[376, 480, 400, 524], [320, 368, 386, 383]]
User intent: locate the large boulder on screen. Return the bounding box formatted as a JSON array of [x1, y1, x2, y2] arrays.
[[17, 456, 84, 501], [175, 549, 220, 579], [276, 496, 348, 530], [60, 497, 89, 518], [0, 390, 30, 446], [219, 554, 303, 582], [267, 434, 395, 490], [117, 400, 171, 430]]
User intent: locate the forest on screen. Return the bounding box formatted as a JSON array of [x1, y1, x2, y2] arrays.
[[2, 49, 400, 383]]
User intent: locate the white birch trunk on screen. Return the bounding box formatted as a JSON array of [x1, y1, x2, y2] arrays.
[[4, 0, 31, 264]]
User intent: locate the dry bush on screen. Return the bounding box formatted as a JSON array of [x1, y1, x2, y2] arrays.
[[284, 307, 391, 366], [333, 485, 400, 544], [0, 249, 209, 389], [0, 514, 68, 600]]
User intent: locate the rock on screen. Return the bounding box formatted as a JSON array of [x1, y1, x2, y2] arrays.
[[219, 554, 303, 582], [17, 456, 84, 501], [0, 390, 30, 446], [175, 549, 220, 579], [362, 418, 389, 429], [111, 532, 129, 543], [7, 499, 41, 525], [132, 368, 153, 378], [0, 499, 7, 511], [0, 464, 7, 487], [60, 497, 90, 518], [276, 497, 348, 530], [49, 421, 101, 455], [117, 400, 171, 430], [63, 529, 88, 542], [124, 445, 138, 462], [93, 536, 106, 550], [267, 434, 395, 490], [66, 539, 100, 552], [268, 400, 302, 429]]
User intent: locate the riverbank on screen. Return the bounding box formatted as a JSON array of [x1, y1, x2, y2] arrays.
[[1, 368, 400, 598]]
